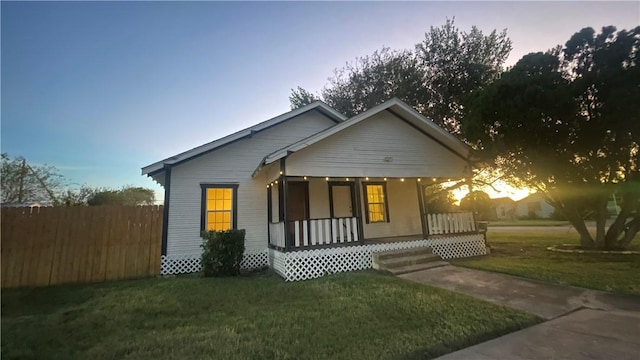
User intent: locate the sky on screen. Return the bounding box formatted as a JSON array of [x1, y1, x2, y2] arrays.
[[2, 1, 639, 203]]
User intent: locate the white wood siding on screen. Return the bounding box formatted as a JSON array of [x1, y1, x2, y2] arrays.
[[166, 111, 337, 256], [285, 111, 468, 178], [308, 177, 330, 219], [360, 179, 422, 239], [270, 183, 279, 223]]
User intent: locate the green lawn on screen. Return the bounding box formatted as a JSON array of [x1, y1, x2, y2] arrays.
[[487, 219, 570, 226], [1, 271, 539, 360], [452, 231, 640, 296]]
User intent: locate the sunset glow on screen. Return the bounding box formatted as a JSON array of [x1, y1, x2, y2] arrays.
[[451, 180, 534, 205]]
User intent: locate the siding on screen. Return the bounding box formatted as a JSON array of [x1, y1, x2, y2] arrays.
[[166, 110, 337, 256], [359, 179, 422, 239], [308, 178, 330, 219], [285, 111, 468, 178]]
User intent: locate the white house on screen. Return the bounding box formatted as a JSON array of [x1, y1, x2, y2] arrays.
[[516, 193, 555, 219], [142, 98, 488, 281]]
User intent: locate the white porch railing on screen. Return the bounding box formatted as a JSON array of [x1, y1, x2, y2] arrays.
[[427, 212, 476, 235], [269, 217, 359, 250], [293, 217, 359, 247], [269, 222, 285, 248]]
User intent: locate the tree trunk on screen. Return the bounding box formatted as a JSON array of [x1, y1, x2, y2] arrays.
[[605, 189, 639, 249], [543, 191, 595, 247], [566, 212, 594, 247], [620, 216, 640, 248], [594, 198, 608, 248]]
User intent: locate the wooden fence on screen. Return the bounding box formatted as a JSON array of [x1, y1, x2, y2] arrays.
[[1, 205, 163, 288]]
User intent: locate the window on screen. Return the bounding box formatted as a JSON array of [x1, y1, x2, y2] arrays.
[[201, 184, 238, 231], [363, 183, 389, 223]]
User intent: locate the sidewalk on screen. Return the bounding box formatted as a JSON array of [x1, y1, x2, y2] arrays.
[[398, 265, 640, 360]]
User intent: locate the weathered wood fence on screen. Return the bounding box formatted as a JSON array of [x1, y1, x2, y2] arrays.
[[1, 205, 163, 288]]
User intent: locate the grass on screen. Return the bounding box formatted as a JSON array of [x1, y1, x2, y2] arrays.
[[487, 219, 570, 226], [1, 271, 539, 360], [451, 231, 640, 296]]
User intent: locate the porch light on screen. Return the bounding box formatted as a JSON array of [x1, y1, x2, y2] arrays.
[[303, 176, 307, 180], [400, 178, 405, 182], [417, 178, 421, 182], [365, 177, 369, 181], [279, 171, 283, 175], [432, 178, 436, 181], [346, 178, 349, 181], [275, 180, 278, 184], [383, 178, 387, 181], [326, 177, 329, 181], [267, 184, 270, 188]]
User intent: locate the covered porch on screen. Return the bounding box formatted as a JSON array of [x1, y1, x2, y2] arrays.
[[265, 174, 480, 252]]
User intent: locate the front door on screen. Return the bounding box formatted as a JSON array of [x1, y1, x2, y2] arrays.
[[329, 182, 355, 218]]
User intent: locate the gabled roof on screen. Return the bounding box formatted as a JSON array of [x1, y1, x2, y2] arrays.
[[490, 197, 516, 204], [257, 98, 474, 170], [141, 101, 346, 176]]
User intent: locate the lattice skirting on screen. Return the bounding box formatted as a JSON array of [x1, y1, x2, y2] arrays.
[[269, 234, 487, 281], [161, 249, 269, 275]]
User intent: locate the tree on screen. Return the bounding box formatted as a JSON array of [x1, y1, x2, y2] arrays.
[[60, 185, 98, 206], [415, 19, 512, 133], [459, 191, 492, 221], [1, 153, 65, 203], [321, 48, 427, 118], [423, 184, 457, 213], [87, 186, 155, 206], [464, 26, 640, 249], [289, 86, 318, 109], [290, 19, 512, 134]]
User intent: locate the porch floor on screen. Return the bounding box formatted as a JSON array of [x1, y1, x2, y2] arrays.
[[363, 231, 483, 245]]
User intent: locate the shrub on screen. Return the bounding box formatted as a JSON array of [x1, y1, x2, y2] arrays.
[[200, 229, 246, 277]]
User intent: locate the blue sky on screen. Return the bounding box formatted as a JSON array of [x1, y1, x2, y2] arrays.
[[2, 1, 638, 202]]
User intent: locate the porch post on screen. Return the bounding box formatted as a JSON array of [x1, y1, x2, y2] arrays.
[[416, 179, 428, 239], [280, 158, 290, 251], [267, 184, 272, 248], [466, 164, 477, 227], [353, 178, 365, 242]]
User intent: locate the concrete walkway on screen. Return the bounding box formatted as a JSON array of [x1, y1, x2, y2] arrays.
[[398, 265, 640, 359]]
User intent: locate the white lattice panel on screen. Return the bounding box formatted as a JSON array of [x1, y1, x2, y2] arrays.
[[269, 234, 487, 281], [429, 234, 487, 259], [240, 250, 269, 270], [161, 249, 269, 275]]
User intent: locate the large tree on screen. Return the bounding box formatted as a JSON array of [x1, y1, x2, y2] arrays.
[[291, 19, 512, 134], [464, 26, 640, 249], [459, 190, 492, 221], [1, 153, 65, 204]]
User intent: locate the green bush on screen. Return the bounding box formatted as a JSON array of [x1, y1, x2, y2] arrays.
[[200, 229, 246, 277]]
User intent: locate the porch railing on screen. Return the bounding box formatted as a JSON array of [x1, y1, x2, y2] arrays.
[[269, 217, 360, 250], [427, 212, 476, 235], [269, 221, 286, 248]]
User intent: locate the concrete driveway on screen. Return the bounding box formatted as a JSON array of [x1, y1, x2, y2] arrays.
[[398, 266, 640, 360]]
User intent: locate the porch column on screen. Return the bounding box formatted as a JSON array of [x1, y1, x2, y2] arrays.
[[267, 184, 272, 247], [354, 178, 365, 242], [416, 179, 428, 239], [280, 158, 290, 251]]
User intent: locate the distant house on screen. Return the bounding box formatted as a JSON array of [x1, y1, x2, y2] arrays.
[[142, 99, 489, 281], [516, 193, 554, 219], [490, 197, 516, 220]]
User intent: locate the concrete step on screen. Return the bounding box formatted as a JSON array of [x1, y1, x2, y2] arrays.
[[378, 253, 442, 269], [386, 261, 449, 275], [372, 246, 433, 262]]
